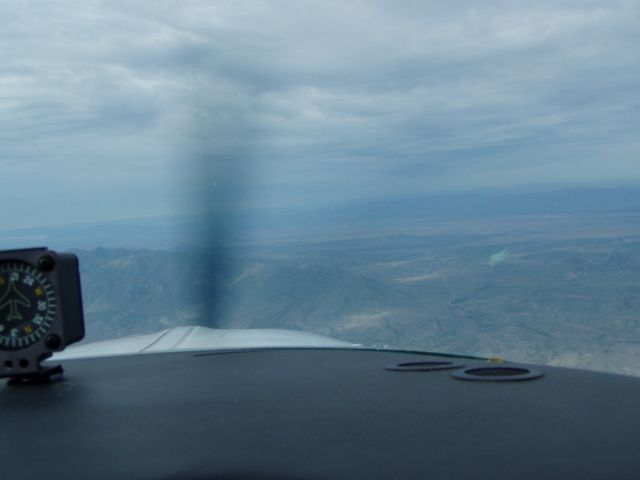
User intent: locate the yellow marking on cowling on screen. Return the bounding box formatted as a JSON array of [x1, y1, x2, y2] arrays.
[[23, 325, 33, 334], [34, 287, 44, 296], [487, 357, 504, 364]]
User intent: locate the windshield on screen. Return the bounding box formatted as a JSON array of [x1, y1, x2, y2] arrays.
[[1, 1, 639, 376]]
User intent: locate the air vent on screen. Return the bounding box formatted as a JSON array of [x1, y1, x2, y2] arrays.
[[451, 366, 543, 382], [385, 361, 464, 372]]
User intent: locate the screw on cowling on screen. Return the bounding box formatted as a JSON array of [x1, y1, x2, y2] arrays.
[[37, 255, 55, 272]]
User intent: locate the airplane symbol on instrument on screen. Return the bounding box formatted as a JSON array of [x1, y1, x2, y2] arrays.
[[0, 279, 31, 322]]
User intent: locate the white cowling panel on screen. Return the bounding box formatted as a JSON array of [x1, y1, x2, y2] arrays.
[[51, 326, 356, 360]]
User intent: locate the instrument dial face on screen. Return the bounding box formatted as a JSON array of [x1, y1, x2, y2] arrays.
[[0, 261, 57, 350]]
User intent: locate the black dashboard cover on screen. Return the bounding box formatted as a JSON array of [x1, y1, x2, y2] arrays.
[[1, 348, 639, 479]]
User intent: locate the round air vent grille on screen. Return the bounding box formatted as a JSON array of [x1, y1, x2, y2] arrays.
[[451, 366, 544, 382], [385, 361, 465, 372]]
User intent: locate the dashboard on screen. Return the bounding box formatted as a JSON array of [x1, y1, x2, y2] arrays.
[[2, 347, 639, 479]]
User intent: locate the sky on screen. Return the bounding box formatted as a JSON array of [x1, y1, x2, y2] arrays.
[[1, 0, 639, 228]]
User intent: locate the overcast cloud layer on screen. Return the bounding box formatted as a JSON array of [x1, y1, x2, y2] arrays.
[[1, 1, 639, 228]]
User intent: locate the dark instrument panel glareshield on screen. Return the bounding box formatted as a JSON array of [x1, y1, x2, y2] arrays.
[[1, 348, 639, 479]]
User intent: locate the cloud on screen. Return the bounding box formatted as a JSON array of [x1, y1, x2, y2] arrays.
[[489, 250, 509, 266], [1, 1, 639, 226]]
